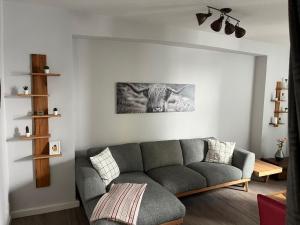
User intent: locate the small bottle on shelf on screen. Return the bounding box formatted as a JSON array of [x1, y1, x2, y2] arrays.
[[25, 126, 31, 137], [53, 108, 58, 116]]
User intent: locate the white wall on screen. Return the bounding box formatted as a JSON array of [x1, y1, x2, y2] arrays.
[[74, 38, 255, 149], [0, 0, 10, 224], [4, 1, 78, 216], [71, 14, 289, 158]]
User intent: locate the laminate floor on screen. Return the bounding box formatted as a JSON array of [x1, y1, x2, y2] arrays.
[[11, 180, 286, 225]]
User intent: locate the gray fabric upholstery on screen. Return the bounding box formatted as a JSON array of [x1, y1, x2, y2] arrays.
[[147, 165, 207, 194], [76, 157, 106, 201], [180, 138, 208, 165], [140, 140, 183, 171], [232, 147, 255, 179], [82, 172, 185, 225], [87, 143, 144, 173], [187, 162, 242, 186]]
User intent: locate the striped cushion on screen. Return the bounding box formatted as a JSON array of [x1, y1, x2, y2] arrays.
[[205, 139, 236, 165], [90, 183, 147, 225], [90, 147, 120, 186]]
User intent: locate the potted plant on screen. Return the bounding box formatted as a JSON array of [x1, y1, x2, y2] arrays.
[[53, 107, 58, 116], [23, 86, 29, 95], [275, 137, 287, 161], [44, 65, 50, 74], [25, 126, 31, 137]]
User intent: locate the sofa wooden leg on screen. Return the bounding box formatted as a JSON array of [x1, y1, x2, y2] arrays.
[[243, 181, 249, 192]]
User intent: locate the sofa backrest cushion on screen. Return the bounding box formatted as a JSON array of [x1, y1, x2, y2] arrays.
[[140, 140, 183, 171], [87, 143, 144, 173], [180, 138, 208, 165]]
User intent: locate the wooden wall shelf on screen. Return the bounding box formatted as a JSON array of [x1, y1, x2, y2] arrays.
[[30, 54, 61, 188], [33, 154, 62, 160], [31, 73, 61, 77], [270, 81, 288, 128], [16, 94, 49, 97], [18, 134, 51, 140], [9, 54, 61, 188], [32, 114, 61, 119]]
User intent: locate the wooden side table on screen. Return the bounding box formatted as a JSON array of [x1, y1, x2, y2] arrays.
[[262, 157, 288, 180], [253, 159, 283, 182], [267, 191, 287, 205]]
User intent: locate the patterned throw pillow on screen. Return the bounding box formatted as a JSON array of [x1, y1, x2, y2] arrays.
[[90, 147, 120, 186], [205, 139, 236, 165]]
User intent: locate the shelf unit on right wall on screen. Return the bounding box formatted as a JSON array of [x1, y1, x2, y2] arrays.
[[270, 81, 288, 127]]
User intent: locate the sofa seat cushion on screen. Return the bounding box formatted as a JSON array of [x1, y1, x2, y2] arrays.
[[147, 165, 207, 194], [82, 172, 185, 225], [187, 162, 242, 186]]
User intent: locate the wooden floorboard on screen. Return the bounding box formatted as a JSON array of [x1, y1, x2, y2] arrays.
[[11, 180, 286, 225]]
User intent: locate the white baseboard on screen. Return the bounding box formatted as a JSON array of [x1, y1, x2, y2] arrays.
[[11, 200, 80, 219]]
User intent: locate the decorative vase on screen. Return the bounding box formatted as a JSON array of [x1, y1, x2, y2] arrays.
[[275, 148, 284, 161], [44, 69, 50, 74], [24, 90, 29, 95]]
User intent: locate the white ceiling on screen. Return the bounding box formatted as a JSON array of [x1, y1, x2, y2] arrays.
[[8, 0, 289, 45]]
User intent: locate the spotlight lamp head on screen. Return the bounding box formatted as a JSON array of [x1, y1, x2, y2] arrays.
[[196, 9, 212, 25], [210, 14, 224, 32], [235, 23, 246, 38], [225, 18, 235, 35]]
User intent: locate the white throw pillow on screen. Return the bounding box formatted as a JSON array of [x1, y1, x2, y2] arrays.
[[205, 139, 236, 165], [90, 147, 120, 186]]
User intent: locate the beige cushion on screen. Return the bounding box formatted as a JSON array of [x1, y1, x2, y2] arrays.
[[90, 147, 120, 186], [205, 139, 235, 165]]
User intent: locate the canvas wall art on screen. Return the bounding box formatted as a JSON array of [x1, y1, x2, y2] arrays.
[[116, 82, 195, 113]]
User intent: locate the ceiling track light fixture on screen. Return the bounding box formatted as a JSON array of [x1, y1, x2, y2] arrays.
[[196, 6, 246, 38]]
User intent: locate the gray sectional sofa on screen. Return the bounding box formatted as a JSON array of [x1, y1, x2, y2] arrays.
[[76, 138, 255, 225]]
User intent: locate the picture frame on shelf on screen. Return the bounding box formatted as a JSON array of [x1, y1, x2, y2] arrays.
[[49, 141, 61, 155]]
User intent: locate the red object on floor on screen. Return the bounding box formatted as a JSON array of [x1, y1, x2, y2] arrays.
[[257, 194, 286, 225]]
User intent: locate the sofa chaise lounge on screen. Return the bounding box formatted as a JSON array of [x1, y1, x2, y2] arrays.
[[76, 138, 255, 225]]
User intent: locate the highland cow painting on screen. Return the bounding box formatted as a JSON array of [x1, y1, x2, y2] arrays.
[[116, 82, 195, 113]]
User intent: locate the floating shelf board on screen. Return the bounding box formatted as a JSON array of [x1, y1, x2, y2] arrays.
[[269, 123, 285, 127], [16, 94, 49, 97], [31, 73, 61, 77], [32, 114, 61, 118], [33, 154, 62, 160], [271, 100, 286, 103], [18, 134, 51, 140], [274, 111, 288, 114], [276, 88, 288, 90]]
